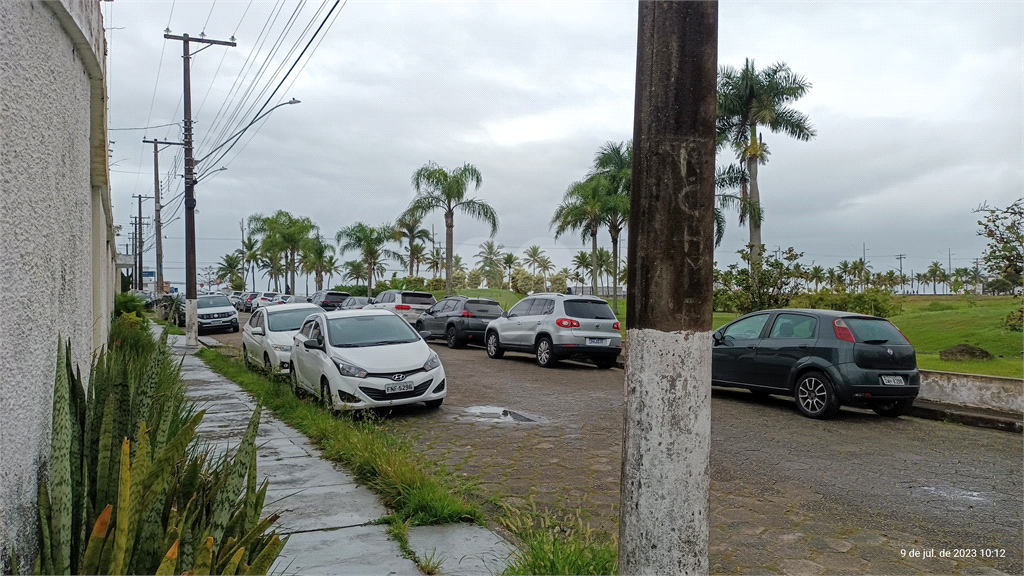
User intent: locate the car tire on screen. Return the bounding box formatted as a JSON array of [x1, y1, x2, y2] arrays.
[[446, 326, 465, 349], [593, 357, 617, 369], [242, 345, 252, 369], [264, 353, 273, 375], [320, 379, 334, 413], [486, 331, 504, 359], [535, 336, 558, 368], [290, 365, 303, 398], [425, 398, 444, 409], [871, 399, 913, 417], [232, 325, 239, 333], [794, 371, 841, 419]]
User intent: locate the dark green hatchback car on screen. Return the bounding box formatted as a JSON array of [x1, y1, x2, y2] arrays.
[[711, 309, 919, 419]]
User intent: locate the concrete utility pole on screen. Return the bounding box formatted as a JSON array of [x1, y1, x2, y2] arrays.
[[896, 254, 906, 293], [144, 139, 183, 295], [133, 196, 153, 289], [164, 32, 236, 345], [620, 2, 717, 575]]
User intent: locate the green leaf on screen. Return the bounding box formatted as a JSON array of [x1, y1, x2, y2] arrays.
[[36, 481, 53, 576], [49, 337, 72, 575], [211, 406, 261, 546], [81, 504, 112, 575], [108, 439, 132, 575], [94, 394, 117, 511], [154, 541, 179, 576], [243, 534, 285, 575]]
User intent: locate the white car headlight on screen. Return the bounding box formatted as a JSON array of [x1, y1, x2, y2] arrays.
[[423, 351, 441, 372], [272, 344, 292, 352], [332, 357, 367, 378]]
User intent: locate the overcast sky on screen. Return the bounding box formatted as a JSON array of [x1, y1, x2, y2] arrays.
[[104, 0, 1024, 291]]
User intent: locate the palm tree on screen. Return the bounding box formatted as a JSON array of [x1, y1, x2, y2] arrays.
[[595, 248, 613, 292], [537, 255, 554, 279], [837, 260, 852, 288], [551, 176, 613, 296], [718, 59, 816, 263], [590, 141, 633, 312], [808, 265, 825, 291], [407, 243, 427, 276], [248, 210, 318, 295], [522, 246, 546, 275], [216, 252, 244, 288], [323, 254, 341, 288], [925, 261, 944, 295], [572, 251, 592, 293], [475, 241, 505, 276], [393, 213, 431, 276], [425, 247, 444, 278], [299, 233, 336, 292], [501, 252, 520, 288], [335, 222, 400, 296], [343, 260, 367, 286], [405, 162, 499, 296], [258, 246, 286, 292], [452, 254, 467, 274], [239, 234, 260, 291]]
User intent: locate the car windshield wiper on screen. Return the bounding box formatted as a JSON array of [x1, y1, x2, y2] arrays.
[[364, 339, 416, 347], [330, 343, 361, 348], [863, 339, 889, 344]]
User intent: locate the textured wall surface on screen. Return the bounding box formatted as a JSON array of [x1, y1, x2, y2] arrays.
[[0, 0, 107, 565], [919, 370, 1024, 413]]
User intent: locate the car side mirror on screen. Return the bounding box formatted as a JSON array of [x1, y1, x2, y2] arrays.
[[252, 327, 265, 336], [501, 311, 509, 318], [712, 332, 723, 345], [419, 330, 431, 340], [302, 338, 322, 351]]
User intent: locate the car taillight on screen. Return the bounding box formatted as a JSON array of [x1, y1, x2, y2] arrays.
[[395, 305, 411, 310], [612, 321, 620, 331], [556, 318, 581, 328], [461, 311, 475, 317], [897, 328, 911, 345], [833, 319, 855, 343]]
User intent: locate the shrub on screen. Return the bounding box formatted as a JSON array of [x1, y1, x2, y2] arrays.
[[1005, 306, 1023, 332], [466, 269, 483, 290], [332, 284, 368, 297], [730, 246, 804, 314], [113, 293, 147, 324], [426, 278, 446, 292], [32, 318, 283, 575], [804, 288, 903, 318], [405, 276, 427, 291], [713, 288, 737, 313], [548, 273, 567, 294], [450, 270, 467, 291]]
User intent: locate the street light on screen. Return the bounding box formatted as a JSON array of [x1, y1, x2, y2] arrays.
[[195, 99, 301, 166]]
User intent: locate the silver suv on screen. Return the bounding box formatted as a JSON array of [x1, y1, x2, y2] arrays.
[[365, 290, 437, 324], [485, 293, 622, 368]]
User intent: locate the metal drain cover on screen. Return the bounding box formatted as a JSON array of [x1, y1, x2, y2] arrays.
[[462, 405, 543, 423]]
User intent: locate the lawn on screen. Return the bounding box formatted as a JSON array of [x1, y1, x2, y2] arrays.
[[431, 290, 1021, 379]]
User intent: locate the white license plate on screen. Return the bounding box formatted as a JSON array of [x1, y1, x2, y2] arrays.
[[587, 338, 610, 346], [385, 382, 415, 394], [881, 375, 904, 386]]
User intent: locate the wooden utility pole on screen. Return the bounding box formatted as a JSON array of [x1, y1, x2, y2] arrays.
[[620, 2, 718, 575], [165, 32, 236, 344], [144, 139, 182, 295]]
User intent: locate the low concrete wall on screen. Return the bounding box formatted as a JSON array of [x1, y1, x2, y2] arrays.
[[918, 370, 1023, 414]]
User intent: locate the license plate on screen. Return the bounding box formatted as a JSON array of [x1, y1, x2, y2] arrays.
[[881, 375, 904, 386], [385, 382, 415, 394], [587, 338, 610, 346]]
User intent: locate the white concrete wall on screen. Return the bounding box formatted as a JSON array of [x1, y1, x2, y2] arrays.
[[0, 0, 110, 567], [918, 370, 1024, 414]]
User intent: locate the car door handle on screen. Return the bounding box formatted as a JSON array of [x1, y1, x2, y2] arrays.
[[747, 345, 757, 350], [798, 345, 809, 349], [536, 321, 542, 325]]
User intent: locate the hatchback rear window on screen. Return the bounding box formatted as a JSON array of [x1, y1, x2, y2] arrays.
[[401, 292, 436, 305], [324, 292, 349, 301], [466, 300, 503, 316], [564, 300, 615, 319], [844, 318, 909, 345]]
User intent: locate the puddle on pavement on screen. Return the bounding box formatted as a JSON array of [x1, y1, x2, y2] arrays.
[[461, 405, 546, 424]]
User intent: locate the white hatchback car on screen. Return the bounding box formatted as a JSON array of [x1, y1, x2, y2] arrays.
[[290, 309, 447, 411], [242, 303, 323, 373]]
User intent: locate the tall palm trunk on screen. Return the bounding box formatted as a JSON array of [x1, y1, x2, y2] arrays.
[[610, 229, 620, 314], [590, 227, 598, 296], [445, 211, 455, 296], [367, 258, 374, 296], [289, 250, 297, 295], [746, 153, 762, 264]]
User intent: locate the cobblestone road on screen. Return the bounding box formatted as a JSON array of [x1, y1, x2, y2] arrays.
[[210, 320, 1022, 574], [384, 343, 1022, 575]]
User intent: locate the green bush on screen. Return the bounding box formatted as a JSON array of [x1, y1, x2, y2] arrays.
[[332, 284, 368, 297], [405, 276, 427, 291], [804, 288, 903, 318], [426, 277, 446, 292], [113, 293, 147, 325], [32, 317, 283, 575], [466, 269, 483, 290], [1005, 306, 1023, 332], [713, 288, 737, 313], [451, 270, 467, 291], [548, 273, 567, 294]]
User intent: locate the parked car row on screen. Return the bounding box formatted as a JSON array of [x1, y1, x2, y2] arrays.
[[239, 303, 446, 412]]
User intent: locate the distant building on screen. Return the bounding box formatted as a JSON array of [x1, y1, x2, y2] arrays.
[[0, 0, 114, 567]]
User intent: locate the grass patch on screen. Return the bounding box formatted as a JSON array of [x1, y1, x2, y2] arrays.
[[499, 500, 618, 575], [147, 312, 185, 335], [194, 348, 483, 530], [915, 354, 1023, 379]]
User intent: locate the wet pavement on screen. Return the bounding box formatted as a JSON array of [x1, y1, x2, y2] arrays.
[[163, 329, 513, 575], [207, 322, 1023, 575]]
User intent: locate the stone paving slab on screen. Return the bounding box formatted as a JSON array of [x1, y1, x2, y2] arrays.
[[160, 330, 514, 576]]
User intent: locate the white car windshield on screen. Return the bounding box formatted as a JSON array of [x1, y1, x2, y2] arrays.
[[326, 315, 419, 348], [267, 309, 317, 332], [197, 296, 232, 309]]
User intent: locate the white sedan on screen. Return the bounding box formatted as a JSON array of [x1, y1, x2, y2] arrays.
[[290, 309, 447, 411], [242, 303, 324, 373]]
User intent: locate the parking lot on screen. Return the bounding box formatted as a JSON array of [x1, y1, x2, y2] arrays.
[[209, 313, 1022, 574]]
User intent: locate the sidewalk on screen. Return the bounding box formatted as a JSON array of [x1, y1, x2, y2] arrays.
[[161, 332, 514, 576]]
